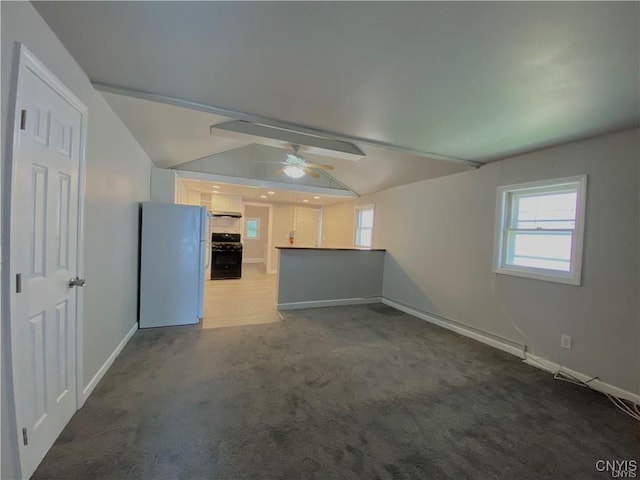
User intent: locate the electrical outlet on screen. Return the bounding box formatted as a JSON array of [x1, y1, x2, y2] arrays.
[[561, 335, 572, 350]]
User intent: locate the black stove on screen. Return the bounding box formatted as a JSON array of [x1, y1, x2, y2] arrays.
[[212, 242, 243, 251], [212, 232, 241, 244], [211, 233, 243, 280]]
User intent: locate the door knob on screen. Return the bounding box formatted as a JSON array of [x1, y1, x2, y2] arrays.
[[68, 277, 86, 288]]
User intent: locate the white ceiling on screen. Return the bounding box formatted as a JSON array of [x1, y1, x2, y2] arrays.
[[99, 92, 245, 169], [33, 1, 640, 190], [101, 92, 467, 195]]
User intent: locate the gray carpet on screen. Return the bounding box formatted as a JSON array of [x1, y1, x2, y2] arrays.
[[33, 304, 638, 479]]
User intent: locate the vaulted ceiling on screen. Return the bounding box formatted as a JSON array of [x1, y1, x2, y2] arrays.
[[33, 1, 640, 195], [99, 92, 466, 195]]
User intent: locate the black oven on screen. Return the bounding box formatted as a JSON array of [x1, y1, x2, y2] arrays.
[[211, 233, 243, 280]]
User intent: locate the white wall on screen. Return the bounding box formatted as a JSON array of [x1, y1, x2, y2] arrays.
[[243, 205, 269, 261], [270, 203, 297, 273], [150, 168, 177, 203], [320, 201, 355, 248], [321, 200, 384, 249], [277, 249, 385, 308], [323, 129, 640, 396], [1, 3, 152, 478]]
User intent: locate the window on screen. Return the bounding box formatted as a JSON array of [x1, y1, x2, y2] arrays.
[[245, 219, 260, 239], [494, 175, 587, 285], [355, 205, 374, 248]]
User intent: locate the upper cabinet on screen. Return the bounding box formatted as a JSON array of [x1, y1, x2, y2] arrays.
[[186, 189, 202, 207], [200, 193, 212, 210], [176, 186, 243, 213], [148, 171, 244, 213], [210, 194, 243, 213]]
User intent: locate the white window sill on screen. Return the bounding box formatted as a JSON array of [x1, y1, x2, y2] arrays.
[[494, 266, 581, 286]]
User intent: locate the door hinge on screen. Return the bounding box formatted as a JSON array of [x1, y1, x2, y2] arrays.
[[22, 428, 28, 446], [16, 273, 22, 293], [20, 109, 27, 130]]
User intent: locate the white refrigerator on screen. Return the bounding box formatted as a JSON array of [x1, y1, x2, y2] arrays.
[[139, 202, 209, 328]]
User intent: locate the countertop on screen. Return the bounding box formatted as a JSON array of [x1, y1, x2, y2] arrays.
[[276, 246, 386, 251]]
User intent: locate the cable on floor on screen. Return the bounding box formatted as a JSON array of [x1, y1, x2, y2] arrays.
[[553, 370, 640, 421]]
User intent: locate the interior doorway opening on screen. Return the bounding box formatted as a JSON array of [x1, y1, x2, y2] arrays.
[[202, 263, 280, 329], [243, 203, 273, 274]]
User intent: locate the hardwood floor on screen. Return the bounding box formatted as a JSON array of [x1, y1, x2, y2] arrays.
[[201, 262, 281, 329]]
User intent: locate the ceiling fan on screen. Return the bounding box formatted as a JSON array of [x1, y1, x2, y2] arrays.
[[257, 145, 334, 179]]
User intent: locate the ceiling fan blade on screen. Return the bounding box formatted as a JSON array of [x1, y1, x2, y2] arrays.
[[303, 162, 334, 170], [303, 167, 320, 179]]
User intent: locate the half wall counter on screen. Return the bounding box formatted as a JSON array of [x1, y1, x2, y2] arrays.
[[276, 247, 386, 310]]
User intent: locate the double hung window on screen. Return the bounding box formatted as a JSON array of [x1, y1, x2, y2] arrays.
[[355, 205, 374, 249], [494, 175, 587, 285]]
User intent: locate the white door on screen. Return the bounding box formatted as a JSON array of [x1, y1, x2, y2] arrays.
[[294, 207, 321, 247], [8, 46, 86, 479]]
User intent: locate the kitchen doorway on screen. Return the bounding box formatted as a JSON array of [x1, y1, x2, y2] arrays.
[[203, 201, 279, 329], [242, 203, 272, 273], [202, 264, 281, 329]]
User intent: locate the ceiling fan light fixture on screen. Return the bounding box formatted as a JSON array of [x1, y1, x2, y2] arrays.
[[284, 165, 305, 179]]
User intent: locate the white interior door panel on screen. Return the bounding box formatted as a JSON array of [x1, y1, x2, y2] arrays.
[[9, 46, 86, 479]]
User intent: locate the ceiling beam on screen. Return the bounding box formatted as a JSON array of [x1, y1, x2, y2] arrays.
[[210, 121, 366, 161], [94, 82, 483, 168]]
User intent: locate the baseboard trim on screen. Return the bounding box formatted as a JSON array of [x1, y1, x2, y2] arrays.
[[382, 298, 526, 359], [524, 354, 640, 404], [382, 298, 639, 404], [243, 258, 264, 264], [81, 322, 138, 404], [278, 296, 382, 311]]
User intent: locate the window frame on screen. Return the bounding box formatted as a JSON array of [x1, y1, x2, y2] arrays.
[[354, 204, 375, 249], [245, 218, 260, 240], [493, 175, 587, 286]]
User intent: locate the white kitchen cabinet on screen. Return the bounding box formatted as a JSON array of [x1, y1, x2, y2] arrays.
[[186, 189, 201, 207], [211, 194, 243, 213], [229, 196, 243, 212], [200, 193, 212, 210]]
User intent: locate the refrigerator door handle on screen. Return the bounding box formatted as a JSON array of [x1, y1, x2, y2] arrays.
[[204, 214, 212, 269], [204, 241, 211, 269]]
